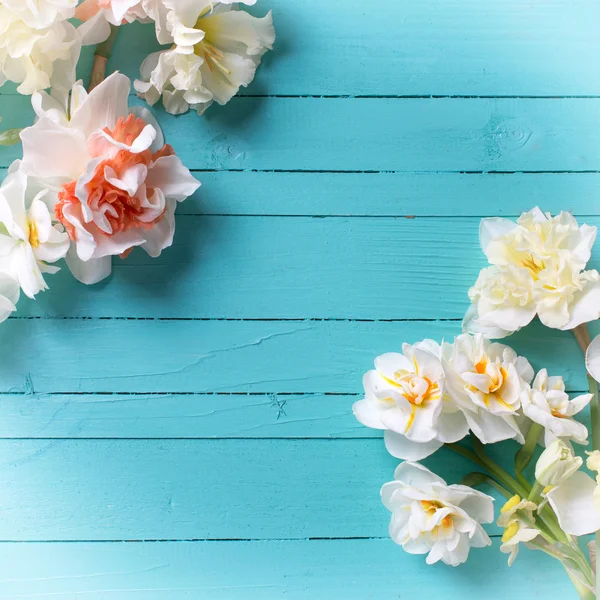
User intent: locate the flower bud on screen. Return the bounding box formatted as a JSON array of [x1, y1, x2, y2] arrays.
[[535, 439, 582, 487]]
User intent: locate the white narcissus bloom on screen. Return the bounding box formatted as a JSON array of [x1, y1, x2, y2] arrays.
[[464, 208, 600, 337], [586, 334, 600, 384], [0, 0, 78, 29], [0, 5, 80, 95], [134, 0, 275, 115], [463, 264, 535, 339], [442, 333, 533, 445], [535, 439, 583, 488], [546, 464, 600, 536], [0, 271, 20, 323], [0, 162, 69, 298], [521, 369, 591, 446], [497, 495, 540, 566], [353, 340, 469, 461], [381, 462, 493, 566], [20, 72, 201, 285]]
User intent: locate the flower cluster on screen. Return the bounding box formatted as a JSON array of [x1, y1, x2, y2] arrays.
[[0, 72, 200, 318], [354, 208, 600, 596], [463, 208, 600, 337], [0, 1, 275, 115], [0, 0, 275, 322], [353, 333, 590, 462]]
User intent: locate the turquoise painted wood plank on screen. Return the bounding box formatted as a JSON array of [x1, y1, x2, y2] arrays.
[[1, 1, 599, 98], [5, 170, 600, 217], [0, 539, 574, 599], [2, 98, 600, 171], [0, 393, 590, 440], [0, 438, 529, 540], [0, 319, 592, 394], [186, 172, 600, 217], [11, 216, 600, 320], [0, 393, 365, 439]]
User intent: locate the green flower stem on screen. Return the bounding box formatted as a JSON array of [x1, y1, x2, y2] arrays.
[[514, 422, 544, 490], [446, 442, 559, 543], [587, 373, 600, 597], [527, 481, 544, 503], [471, 436, 531, 497], [88, 25, 120, 91], [459, 471, 513, 499], [0, 128, 22, 146]]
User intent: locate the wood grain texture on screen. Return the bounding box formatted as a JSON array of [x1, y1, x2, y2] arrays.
[[0, 539, 568, 600], [2, 97, 600, 172], [1, 0, 599, 97], [10, 215, 600, 319], [6, 170, 600, 217], [0, 438, 528, 540], [0, 0, 594, 596], [0, 319, 592, 394]]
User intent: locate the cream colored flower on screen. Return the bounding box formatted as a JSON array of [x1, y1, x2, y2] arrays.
[[381, 462, 493, 566], [0, 6, 80, 95], [353, 340, 468, 461], [535, 440, 583, 488], [135, 0, 275, 115], [521, 369, 590, 446], [0, 162, 69, 298], [464, 208, 600, 337], [442, 333, 533, 445], [497, 495, 540, 566]]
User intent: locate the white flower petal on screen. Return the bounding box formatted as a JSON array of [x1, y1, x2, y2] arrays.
[[547, 471, 600, 536]]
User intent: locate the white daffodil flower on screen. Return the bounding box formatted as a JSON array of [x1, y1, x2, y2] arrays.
[[1, 0, 78, 29], [134, 0, 275, 115], [546, 469, 600, 536], [381, 462, 493, 567], [0, 4, 80, 95], [21, 72, 200, 285], [464, 264, 536, 339], [442, 333, 533, 445], [464, 208, 600, 337], [535, 439, 583, 488], [0, 162, 69, 298], [76, 0, 152, 46], [497, 495, 540, 566], [353, 340, 469, 461], [521, 370, 591, 446], [585, 334, 600, 384], [0, 270, 20, 323]]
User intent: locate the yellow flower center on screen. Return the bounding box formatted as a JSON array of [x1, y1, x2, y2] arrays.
[[500, 495, 521, 514], [501, 521, 519, 543], [521, 254, 545, 279], [421, 500, 453, 531], [28, 220, 39, 248]]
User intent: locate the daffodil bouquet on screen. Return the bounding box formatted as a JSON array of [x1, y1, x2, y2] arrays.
[[354, 209, 600, 599], [0, 0, 274, 320]]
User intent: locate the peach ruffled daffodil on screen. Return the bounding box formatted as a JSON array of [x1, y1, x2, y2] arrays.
[[353, 340, 469, 461], [464, 208, 600, 338], [20, 72, 200, 285], [381, 462, 493, 566]]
